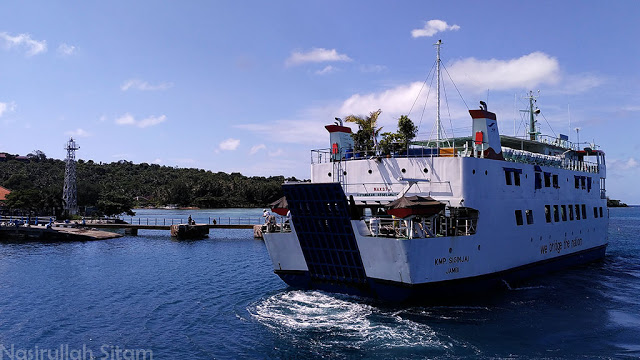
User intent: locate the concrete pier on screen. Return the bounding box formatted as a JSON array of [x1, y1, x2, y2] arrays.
[[0, 224, 122, 242]]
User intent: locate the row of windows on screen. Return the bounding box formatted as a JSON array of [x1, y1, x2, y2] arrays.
[[504, 167, 595, 194], [575, 175, 593, 192], [516, 205, 605, 226], [544, 204, 603, 223]]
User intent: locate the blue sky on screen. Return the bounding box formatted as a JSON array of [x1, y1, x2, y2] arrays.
[[0, 1, 639, 202]]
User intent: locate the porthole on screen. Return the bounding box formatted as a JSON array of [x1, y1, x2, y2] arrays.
[[328, 172, 332, 177], [473, 170, 476, 174], [485, 170, 488, 175], [343, 171, 347, 176], [449, 247, 453, 253], [477, 245, 481, 250], [423, 168, 428, 173], [401, 168, 406, 173], [368, 169, 373, 174]]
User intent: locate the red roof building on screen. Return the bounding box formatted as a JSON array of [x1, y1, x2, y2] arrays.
[[0, 186, 10, 206]]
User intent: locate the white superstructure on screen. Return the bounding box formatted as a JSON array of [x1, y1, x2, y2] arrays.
[[263, 105, 608, 302]]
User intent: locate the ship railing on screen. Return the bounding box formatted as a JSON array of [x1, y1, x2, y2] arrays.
[[364, 215, 477, 239], [312, 144, 601, 174], [502, 147, 600, 174]]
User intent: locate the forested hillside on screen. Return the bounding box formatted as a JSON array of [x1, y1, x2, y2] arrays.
[[0, 156, 290, 216]]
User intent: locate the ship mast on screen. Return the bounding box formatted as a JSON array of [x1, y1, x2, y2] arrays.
[[435, 39, 442, 146], [526, 90, 539, 141]]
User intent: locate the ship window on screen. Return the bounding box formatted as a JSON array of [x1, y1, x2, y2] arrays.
[[515, 210, 523, 226], [545, 205, 551, 223], [569, 205, 574, 221], [575, 204, 581, 220], [553, 174, 559, 188], [544, 172, 551, 187], [587, 177, 592, 192], [581, 177, 586, 189], [505, 170, 512, 185], [599, 207, 603, 217], [581, 204, 587, 219], [503, 168, 522, 186], [535, 172, 542, 189], [561, 205, 567, 221], [553, 205, 559, 222], [526, 209, 534, 224], [593, 207, 598, 218], [575, 176, 580, 189]]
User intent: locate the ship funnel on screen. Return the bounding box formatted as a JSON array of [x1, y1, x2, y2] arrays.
[[469, 108, 504, 160], [325, 122, 354, 161]]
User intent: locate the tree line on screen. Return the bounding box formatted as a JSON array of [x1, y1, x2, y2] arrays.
[[0, 154, 290, 217]]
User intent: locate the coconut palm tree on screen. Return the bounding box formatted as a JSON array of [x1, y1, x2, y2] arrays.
[[344, 109, 382, 155]]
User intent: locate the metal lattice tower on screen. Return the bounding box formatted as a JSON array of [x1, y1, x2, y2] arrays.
[[63, 137, 80, 215]]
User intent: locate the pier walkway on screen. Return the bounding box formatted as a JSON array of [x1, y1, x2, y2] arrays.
[[0, 216, 266, 240]]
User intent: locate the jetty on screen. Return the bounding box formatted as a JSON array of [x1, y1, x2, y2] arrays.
[[0, 215, 265, 241], [0, 223, 122, 242]]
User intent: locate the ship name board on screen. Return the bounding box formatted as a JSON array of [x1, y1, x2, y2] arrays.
[[354, 192, 398, 197], [540, 237, 583, 255], [434, 255, 469, 266], [373, 187, 393, 192]]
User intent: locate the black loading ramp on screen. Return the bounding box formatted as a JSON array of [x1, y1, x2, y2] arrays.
[[282, 182, 368, 286]]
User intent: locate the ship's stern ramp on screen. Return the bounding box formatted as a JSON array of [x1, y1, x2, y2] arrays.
[[281, 182, 371, 295]]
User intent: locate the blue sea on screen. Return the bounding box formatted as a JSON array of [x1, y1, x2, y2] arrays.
[[0, 207, 638, 359]]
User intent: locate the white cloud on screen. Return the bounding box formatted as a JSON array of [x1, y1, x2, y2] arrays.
[[115, 113, 135, 126], [553, 73, 605, 95], [238, 51, 594, 145], [286, 48, 352, 66], [57, 43, 76, 56], [219, 138, 240, 151], [339, 82, 426, 118], [447, 52, 560, 92], [236, 119, 328, 145], [316, 65, 336, 75], [152, 158, 162, 164], [115, 113, 166, 128], [121, 79, 173, 91], [411, 20, 460, 38], [0, 101, 16, 118], [65, 128, 91, 137], [609, 158, 640, 172], [138, 115, 166, 128], [0, 32, 47, 56], [249, 144, 266, 155]]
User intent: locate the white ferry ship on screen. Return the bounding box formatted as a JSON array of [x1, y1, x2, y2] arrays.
[[263, 46, 608, 302]]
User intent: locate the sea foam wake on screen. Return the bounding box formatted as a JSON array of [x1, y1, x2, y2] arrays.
[[248, 290, 479, 356]]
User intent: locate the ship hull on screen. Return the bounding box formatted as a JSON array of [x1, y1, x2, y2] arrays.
[[274, 244, 607, 302]]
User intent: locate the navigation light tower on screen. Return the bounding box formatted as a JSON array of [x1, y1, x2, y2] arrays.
[[63, 137, 80, 215]]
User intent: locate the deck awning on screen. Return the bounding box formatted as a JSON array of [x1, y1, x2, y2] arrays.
[[268, 196, 289, 216], [385, 195, 445, 218]]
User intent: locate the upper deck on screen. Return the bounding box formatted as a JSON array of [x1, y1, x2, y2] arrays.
[[312, 134, 605, 176]]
